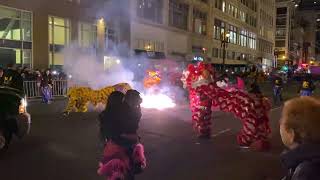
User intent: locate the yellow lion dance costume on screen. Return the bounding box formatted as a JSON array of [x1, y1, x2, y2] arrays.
[[64, 83, 132, 114]]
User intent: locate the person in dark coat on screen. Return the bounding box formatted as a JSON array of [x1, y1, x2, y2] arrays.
[[280, 97, 320, 180], [117, 89, 144, 175], [98, 90, 145, 178], [41, 69, 53, 104], [3, 63, 23, 91], [121, 90, 142, 137], [249, 79, 261, 94], [99, 91, 125, 144], [99, 90, 142, 147], [273, 75, 283, 104]]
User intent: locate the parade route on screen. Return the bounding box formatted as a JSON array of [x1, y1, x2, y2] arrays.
[[0, 100, 285, 180]]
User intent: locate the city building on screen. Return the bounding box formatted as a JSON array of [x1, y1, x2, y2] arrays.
[[112, 0, 276, 72], [0, 0, 277, 71], [295, 1, 320, 63], [289, 11, 304, 65], [0, 0, 116, 70], [274, 0, 300, 66], [257, 0, 276, 71]]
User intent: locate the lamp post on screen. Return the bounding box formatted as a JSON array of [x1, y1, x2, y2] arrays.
[[274, 49, 278, 69], [221, 32, 230, 71]]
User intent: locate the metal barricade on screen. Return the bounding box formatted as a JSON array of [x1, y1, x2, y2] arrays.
[[52, 80, 68, 97], [23, 81, 41, 98], [23, 80, 68, 98]]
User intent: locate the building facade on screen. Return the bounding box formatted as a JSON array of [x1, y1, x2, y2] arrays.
[[275, 0, 303, 66], [0, 0, 116, 70], [295, 9, 320, 63], [0, 0, 276, 71], [123, 0, 276, 71]]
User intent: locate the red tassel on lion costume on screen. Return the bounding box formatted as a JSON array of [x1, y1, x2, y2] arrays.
[[181, 62, 271, 151]]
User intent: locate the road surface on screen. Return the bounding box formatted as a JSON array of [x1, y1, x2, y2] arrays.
[[0, 98, 286, 180]]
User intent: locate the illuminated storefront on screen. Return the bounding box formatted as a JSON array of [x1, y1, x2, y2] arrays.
[[0, 0, 114, 69], [48, 16, 71, 69], [0, 5, 32, 67]]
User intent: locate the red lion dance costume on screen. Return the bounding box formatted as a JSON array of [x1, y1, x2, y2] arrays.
[[181, 62, 271, 151]]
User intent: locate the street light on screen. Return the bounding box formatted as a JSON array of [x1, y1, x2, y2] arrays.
[[98, 17, 104, 24], [221, 31, 230, 71], [145, 44, 152, 51]]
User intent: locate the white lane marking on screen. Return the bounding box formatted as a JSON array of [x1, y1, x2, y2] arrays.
[[271, 106, 282, 112], [211, 128, 231, 137]]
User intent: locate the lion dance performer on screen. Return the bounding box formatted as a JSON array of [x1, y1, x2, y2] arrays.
[[64, 83, 132, 115], [181, 62, 271, 151]]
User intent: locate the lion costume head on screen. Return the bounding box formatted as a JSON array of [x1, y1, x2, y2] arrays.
[[181, 62, 214, 89]]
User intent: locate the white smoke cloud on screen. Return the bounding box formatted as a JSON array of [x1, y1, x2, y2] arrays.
[[60, 0, 188, 105], [63, 45, 136, 90]]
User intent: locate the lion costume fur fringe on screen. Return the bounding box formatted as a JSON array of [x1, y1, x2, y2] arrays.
[[65, 83, 132, 113]]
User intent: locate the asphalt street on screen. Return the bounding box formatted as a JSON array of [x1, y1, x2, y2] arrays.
[[0, 97, 286, 180]]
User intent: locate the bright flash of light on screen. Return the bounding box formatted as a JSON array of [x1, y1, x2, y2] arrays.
[[141, 93, 176, 110], [68, 75, 72, 79], [52, 71, 57, 75], [116, 59, 121, 64]]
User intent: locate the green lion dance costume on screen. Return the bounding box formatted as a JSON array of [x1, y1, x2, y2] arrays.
[[64, 83, 132, 114]]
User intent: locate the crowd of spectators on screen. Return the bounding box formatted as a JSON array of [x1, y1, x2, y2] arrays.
[[15, 67, 68, 81], [0, 64, 68, 98]]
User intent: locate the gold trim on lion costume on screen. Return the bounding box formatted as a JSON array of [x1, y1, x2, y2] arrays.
[[143, 70, 161, 89], [64, 83, 132, 114]]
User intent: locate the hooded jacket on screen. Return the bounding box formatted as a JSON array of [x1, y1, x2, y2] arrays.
[[281, 143, 320, 180]]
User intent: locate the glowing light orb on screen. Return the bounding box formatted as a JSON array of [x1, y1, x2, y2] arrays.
[[141, 93, 176, 110]]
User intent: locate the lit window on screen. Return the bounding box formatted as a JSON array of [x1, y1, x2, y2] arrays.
[[169, 0, 189, 30], [48, 16, 71, 68], [193, 9, 207, 35], [222, 1, 226, 12], [0, 6, 32, 68], [79, 22, 97, 48]]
